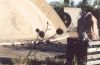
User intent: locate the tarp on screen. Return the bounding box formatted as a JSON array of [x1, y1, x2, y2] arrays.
[[0, 0, 67, 42]]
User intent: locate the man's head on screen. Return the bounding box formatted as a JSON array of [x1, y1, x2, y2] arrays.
[[81, 5, 93, 13]]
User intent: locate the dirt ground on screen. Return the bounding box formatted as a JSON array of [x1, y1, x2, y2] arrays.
[[0, 32, 76, 56], [0, 31, 77, 64]]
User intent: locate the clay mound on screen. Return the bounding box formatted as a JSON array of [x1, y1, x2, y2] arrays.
[[0, 0, 67, 42]]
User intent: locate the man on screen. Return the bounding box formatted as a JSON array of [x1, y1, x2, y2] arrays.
[[77, 11, 88, 41], [76, 7, 99, 65], [77, 9, 99, 41]]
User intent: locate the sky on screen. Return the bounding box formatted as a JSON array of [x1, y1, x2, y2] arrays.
[[47, 0, 64, 3], [72, 0, 82, 4]]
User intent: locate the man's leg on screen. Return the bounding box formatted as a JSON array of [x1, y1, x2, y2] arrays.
[[66, 43, 74, 65], [76, 41, 88, 65], [66, 38, 77, 65]]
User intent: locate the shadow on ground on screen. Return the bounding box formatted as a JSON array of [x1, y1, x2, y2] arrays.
[[4, 42, 67, 53]]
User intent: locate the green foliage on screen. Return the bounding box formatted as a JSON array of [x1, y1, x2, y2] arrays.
[[70, 1, 75, 7], [11, 57, 31, 65], [77, 0, 94, 12], [50, 1, 64, 9], [49, 1, 64, 21], [93, 0, 100, 6], [93, 0, 100, 9], [77, 0, 89, 8], [64, 0, 76, 7], [64, 0, 70, 7]]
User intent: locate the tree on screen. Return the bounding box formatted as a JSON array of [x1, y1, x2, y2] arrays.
[[50, 1, 64, 8], [94, 0, 100, 5], [77, 1, 82, 7], [77, 0, 89, 8], [93, 0, 100, 9], [70, 1, 75, 7], [49, 1, 64, 13], [64, 0, 70, 7]]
